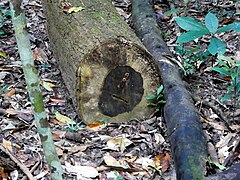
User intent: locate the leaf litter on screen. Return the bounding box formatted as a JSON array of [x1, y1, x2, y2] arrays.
[[0, 0, 239, 179]]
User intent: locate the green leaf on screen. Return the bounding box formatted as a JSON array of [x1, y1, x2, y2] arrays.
[[185, 46, 200, 56], [146, 94, 156, 100], [158, 100, 166, 104], [236, 82, 240, 94], [157, 94, 164, 99], [157, 85, 164, 96], [175, 17, 209, 32], [42, 81, 53, 91], [221, 92, 234, 102], [217, 22, 240, 33], [216, 59, 230, 70], [147, 102, 157, 107], [212, 67, 231, 76], [213, 162, 226, 170], [218, 55, 237, 67], [208, 157, 226, 170], [67, 6, 84, 14], [231, 72, 238, 79], [3, 10, 12, 17], [227, 85, 234, 91], [164, 9, 181, 16], [205, 12, 218, 34], [208, 38, 226, 55], [55, 112, 76, 125], [176, 30, 208, 43], [0, 52, 7, 58]]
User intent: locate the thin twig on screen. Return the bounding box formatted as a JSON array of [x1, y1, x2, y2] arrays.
[[0, 145, 34, 180], [193, 96, 234, 132], [22, 152, 41, 180]]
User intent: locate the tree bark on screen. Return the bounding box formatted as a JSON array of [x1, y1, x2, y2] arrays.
[[11, 1, 63, 179], [43, 0, 161, 124], [132, 0, 207, 179]]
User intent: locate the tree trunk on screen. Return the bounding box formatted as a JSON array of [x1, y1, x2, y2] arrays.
[[43, 0, 161, 124], [132, 0, 207, 179], [11, 1, 63, 179]]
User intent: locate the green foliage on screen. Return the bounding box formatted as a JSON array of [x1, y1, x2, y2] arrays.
[[217, 22, 240, 33], [66, 121, 84, 132], [175, 11, 239, 106], [208, 38, 226, 55], [176, 45, 210, 76], [175, 17, 209, 32], [0, 5, 12, 35], [146, 85, 166, 112], [175, 12, 240, 56], [205, 12, 218, 34], [212, 55, 240, 104], [207, 157, 226, 170]]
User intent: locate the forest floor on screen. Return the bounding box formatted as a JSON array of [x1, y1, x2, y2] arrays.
[[0, 0, 239, 179]]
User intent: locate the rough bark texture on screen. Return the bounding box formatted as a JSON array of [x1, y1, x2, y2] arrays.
[[43, 0, 161, 124], [132, 0, 207, 179], [11, 1, 63, 179]]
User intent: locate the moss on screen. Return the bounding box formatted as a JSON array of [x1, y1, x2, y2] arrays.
[[31, 82, 39, 87], [187, 156, 203, 179], [32, 90, 44, 113], [90, 28, 101, 34]]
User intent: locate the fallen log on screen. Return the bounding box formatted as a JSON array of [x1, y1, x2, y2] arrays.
[[132, 0, 207, 179], [43, 0, 161, 124]]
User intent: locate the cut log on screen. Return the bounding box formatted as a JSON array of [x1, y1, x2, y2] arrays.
[[43, 0, 161, 123], [132, 0, 207, 179]]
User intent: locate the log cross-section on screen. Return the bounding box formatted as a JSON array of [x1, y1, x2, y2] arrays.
[[43, 0, 161, 123]]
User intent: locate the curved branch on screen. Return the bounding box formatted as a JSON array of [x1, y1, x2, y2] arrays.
[[131, 0, 207, 179]]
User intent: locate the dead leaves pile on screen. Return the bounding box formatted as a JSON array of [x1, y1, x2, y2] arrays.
[[53, 117, 172, 179]]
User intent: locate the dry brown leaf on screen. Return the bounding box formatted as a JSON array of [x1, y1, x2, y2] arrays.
[[161, 153, 171, 173], [230, 124, 240, 131], [154, 153, 165, 166], [103, 154, 129, 170], [106, 137, 132, 152], [56, 147, 64, 156], [216, 133, 236, 148], [2, 138, 12, 152], [204, 119, 226, 130], [103, 154, 120, 166], [5, 89, 16, 97], [135, 157, 154, 169], [63, 161, 98, 178], [5, 109, 19, 115], [64, 145, 87, 153], [52, 119, 66, 126], [87, 121, 106, 131], [0, 167, 9, 179], [87, 121, 104, 128], [52, 131, 66, 139], [49, 97, 65, 103]]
